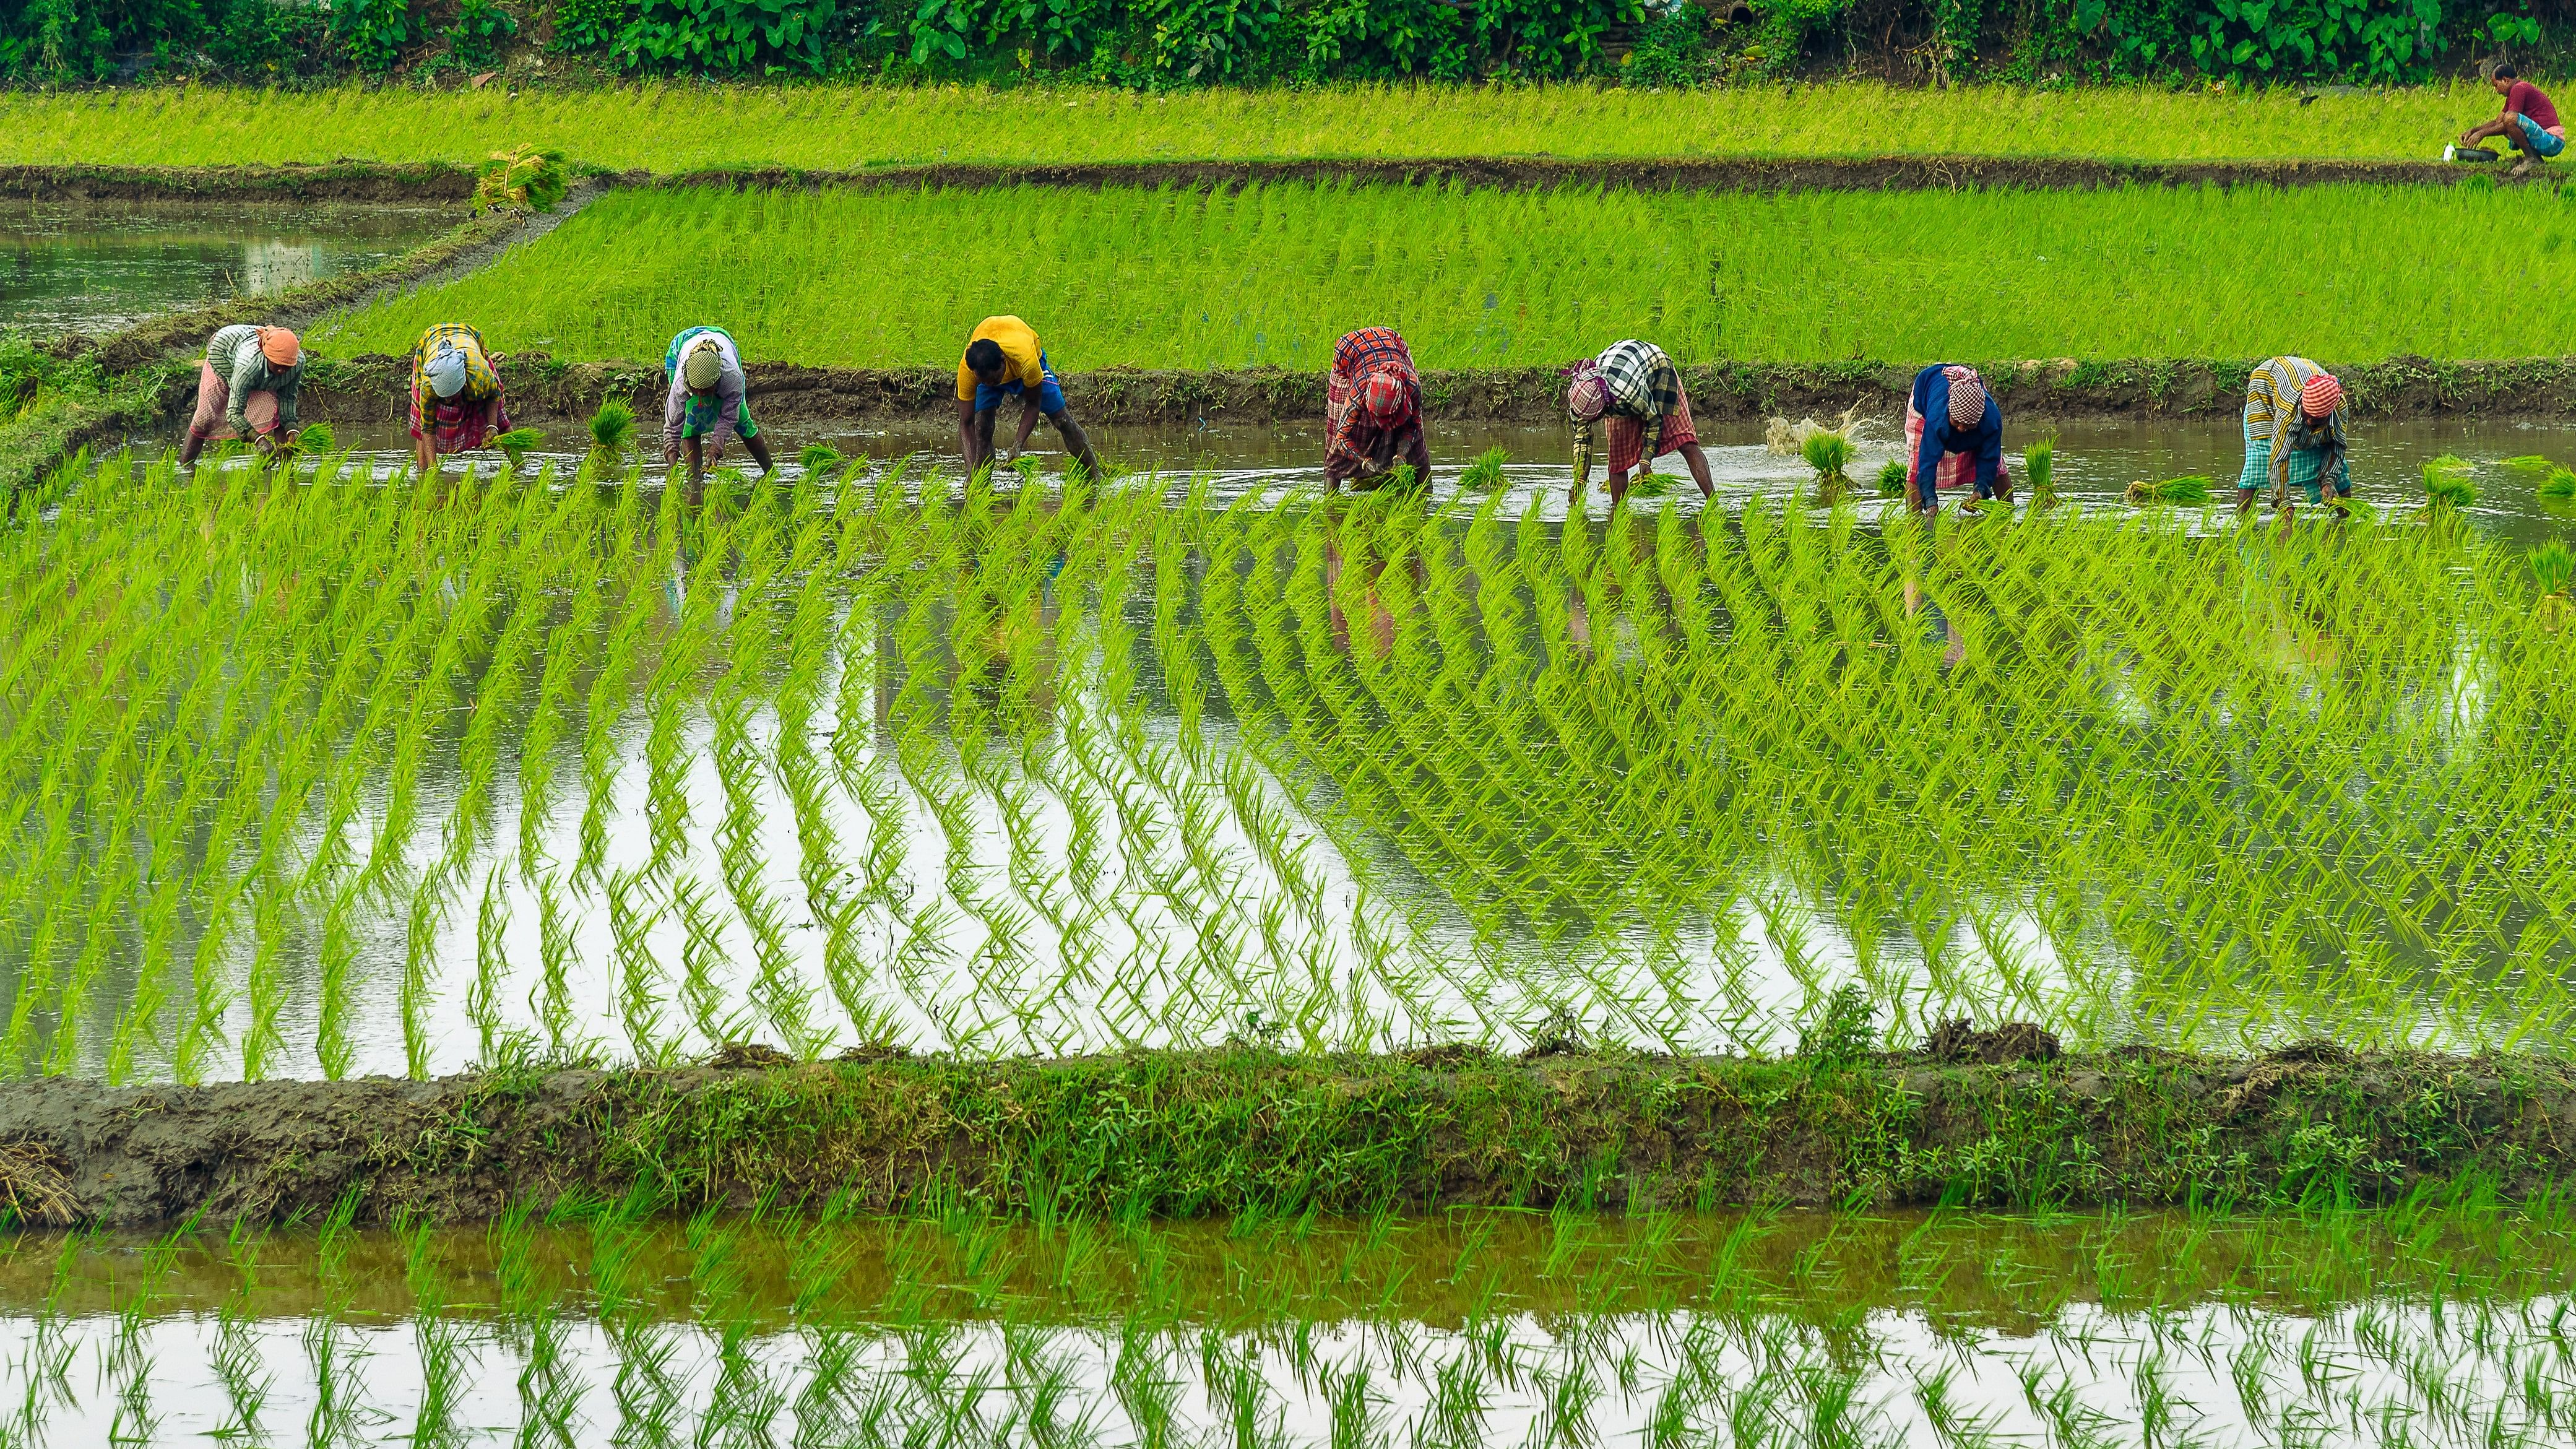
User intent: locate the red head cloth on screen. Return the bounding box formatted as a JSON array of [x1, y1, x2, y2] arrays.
[[1360, 372, 1410, 425], [1943, 365, 1987, 428], [2301, 372, 2343, 418]]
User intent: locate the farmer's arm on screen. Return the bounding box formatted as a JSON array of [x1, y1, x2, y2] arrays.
[[706, 373, 746, 459], [664, 381, 688, 462], [1403, 428, 1432, 486], [225, 347, 264, 436], [957, 397, 985, 471]]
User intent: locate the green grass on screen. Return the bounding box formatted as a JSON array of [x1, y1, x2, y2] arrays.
[[0, 80, 2536, 171], [308, 183, 2575, 369]]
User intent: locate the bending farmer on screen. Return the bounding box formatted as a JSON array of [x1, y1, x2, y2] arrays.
[[181, 324, 303, 465], [1325, 326, 1431, 492], [2237, 358, 2351, 519], [956, 316, 1103, 480], [1906, 364, 2008, 516], [662, 326, 774, 487], [1566, 339, 1714, 509], [2460, 65, 2563, 176], [408, 322, 511, 478]]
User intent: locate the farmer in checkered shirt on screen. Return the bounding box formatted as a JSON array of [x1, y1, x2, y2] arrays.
[[1324, 327, 1433, 491], [1567, 339, 1714, 509]]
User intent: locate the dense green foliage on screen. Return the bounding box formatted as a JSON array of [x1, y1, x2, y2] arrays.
[[314, 183, 2574, 367], [0, 80, 2541, 168], [0, 0, 2561, 82]]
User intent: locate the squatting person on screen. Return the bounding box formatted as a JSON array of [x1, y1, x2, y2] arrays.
[[180, 323, 304, 465], [408, 322, 512, 478], [2460, 64, 2564, 176], [1323, 326, 1431, 492], [2236, 357, 2352, 520], [1565, 338, 1715, 509], [663, 325, 774, 488], [956, 315, 1103, 479], [1905, 363, 2010, 517]]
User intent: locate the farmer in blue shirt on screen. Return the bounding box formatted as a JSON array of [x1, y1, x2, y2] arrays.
[[1904, 364, 2009, 516]]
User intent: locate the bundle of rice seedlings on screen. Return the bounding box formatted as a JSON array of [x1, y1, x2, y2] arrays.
[[290, 421, 335, 455], [797, 443, 846, 477], [2125, 475, 2211, 505], [2534, 540, 2576, 629], [2424, 456, 2476, 511], [2500, 454, 2556, 474], [586, 400, 634, 472], [2539, 467, 2576, 500], [1874, 459, 1908, 497], [1627, 470, 1674, 498], [1800, 431, 1855, 505], [1460, 446, 1509, 491], [475, 144, 569, 214], [2024, 436, 2057, 508], [493, 428, 544, 472]]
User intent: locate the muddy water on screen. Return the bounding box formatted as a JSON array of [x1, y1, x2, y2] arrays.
[[0, 1206, 2569, 1447], [204, 411, 2576, 548], [4, 201, 449, 335]]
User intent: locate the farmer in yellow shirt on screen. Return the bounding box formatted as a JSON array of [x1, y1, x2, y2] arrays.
[[956, 316, 1103, 480]]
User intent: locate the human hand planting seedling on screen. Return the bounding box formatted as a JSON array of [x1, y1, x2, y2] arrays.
[[1567, 339, 1713, 509]]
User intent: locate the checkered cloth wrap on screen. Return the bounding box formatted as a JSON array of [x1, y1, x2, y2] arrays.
[[1326, 328, 1423, 482], [1944, 365, 1988, 427], [2243, 357, 2348, 506], [1571, 340, 1683, 484]]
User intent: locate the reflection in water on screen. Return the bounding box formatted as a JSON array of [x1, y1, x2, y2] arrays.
[[4, 201, 449, 335], [0, 1205, 2570, 1447]]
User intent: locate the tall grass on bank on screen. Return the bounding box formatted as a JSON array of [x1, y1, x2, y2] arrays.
[[3, 447, 2575, 1082], [310, 183, 2576, 370], [0, 82, 2531, 171]]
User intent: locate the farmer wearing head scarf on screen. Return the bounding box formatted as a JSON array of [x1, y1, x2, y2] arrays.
[[1905, 364, 2009, 516], [956, 316, 1104, 480], [408, 322, 510, 478], [2237, 357, 2351, 518], [181, 324, 305, 465], [1324, 327, 1432, 491], [662, 326, 774, 487], [1567, 339, 1713, 508]]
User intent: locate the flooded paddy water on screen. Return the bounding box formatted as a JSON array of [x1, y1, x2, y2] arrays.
[[2, 201, 451, 335], [2, 1203, 2573, 1447]]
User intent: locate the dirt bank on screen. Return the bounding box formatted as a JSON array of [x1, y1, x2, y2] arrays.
[[1, 1040, 2567, 1227], [0, 155, 2533, 206], [290, 353, 2576, 433]]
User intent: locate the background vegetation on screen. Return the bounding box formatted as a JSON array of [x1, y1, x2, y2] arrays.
[[311, 181, 2574, 368], [0, 0, 2564, 86]]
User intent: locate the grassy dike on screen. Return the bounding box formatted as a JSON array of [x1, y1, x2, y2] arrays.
[[3, 1042, 2570, 1229]]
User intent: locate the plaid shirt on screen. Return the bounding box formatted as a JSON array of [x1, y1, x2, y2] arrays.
[[2245, 356, 2346, 503], [1326, 327, 1422, 479], [411, 322, 502, 405], [1571, 340, 1680, 484]]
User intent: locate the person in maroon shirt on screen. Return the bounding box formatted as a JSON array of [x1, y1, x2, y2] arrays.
[[2460, 64, 2565, 176]]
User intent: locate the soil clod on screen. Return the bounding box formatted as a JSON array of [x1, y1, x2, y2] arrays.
[[1924, 1019, 2064, 1065]]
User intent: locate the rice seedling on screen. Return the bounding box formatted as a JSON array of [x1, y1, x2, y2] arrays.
[[1459, 447, 1509, 491], [2023, 436, 2057, 509], [796, 443, 846, 477], [587, 399, 637, 475], [1799, 431, 1857, 506], [1874, 460, 1908, 498], [2426, 456, 2479, 513], [312, 183, 2576, 369], [2126, 475, 2212, 504], [2541, 467, 2576, 501], [494, 426, 546, 472]]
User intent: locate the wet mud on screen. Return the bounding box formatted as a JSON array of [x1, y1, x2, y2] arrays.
[[1, 1043, 2567, 1228]]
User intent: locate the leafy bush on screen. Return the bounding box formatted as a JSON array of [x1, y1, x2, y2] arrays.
[[552, 0, 629, 49], [1622, 2, 1708, 85], [446, 0, 518, 64], [334, 0, 416, 72], [615, 0, 841, 72], [1797, 983, 1878, 1066]]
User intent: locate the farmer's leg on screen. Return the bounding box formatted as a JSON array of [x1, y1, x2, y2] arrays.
[[1677, 443, 1716, 499], [1048, 408, 1103, 482], [743, 433, 775, 475]]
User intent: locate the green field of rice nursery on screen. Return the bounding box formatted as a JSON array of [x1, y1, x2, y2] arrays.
[[9, 441, 2574, 1085]]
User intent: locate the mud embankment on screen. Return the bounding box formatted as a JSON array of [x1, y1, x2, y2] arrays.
[[0, 155, 2526, 208], [1, 1040, 2566, 1228], [293, 352, 2576, 433]]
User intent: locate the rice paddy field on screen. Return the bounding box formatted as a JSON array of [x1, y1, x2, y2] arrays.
[[0, 81, 2528, 171], [17, 79, 2576, 1449], [9, 445, 2575, 1086], [306, 183, 2576, 369]]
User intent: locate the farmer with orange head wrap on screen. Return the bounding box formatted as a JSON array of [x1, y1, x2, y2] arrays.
[[180, 324, 305, 465], [1324, 327, 1431, 491], [2236, 358, 2351, 518]]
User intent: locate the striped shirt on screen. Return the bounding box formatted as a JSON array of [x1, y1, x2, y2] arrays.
[[2245, 356, 2346, 500], [205, 323, 300, 433], [411, 322, 502, 404]]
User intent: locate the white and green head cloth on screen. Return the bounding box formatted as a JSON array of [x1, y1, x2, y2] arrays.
[[682, 339, 725, 391], [423, 347, 470, 399]]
